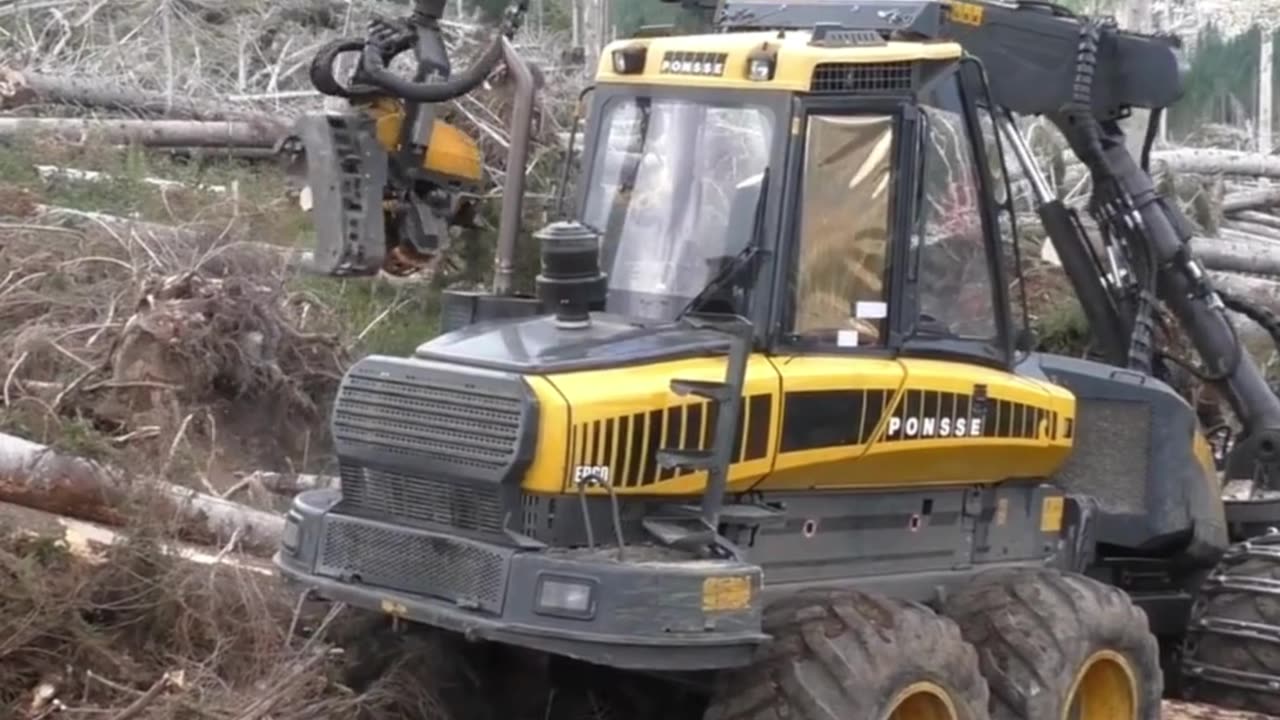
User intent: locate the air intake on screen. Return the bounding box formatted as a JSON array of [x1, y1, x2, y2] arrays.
[[810, 61, 916, 93]]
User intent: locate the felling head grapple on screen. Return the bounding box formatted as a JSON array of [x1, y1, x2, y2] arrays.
[[289, 0, 531, 278], [276, 1, 1280, 716]]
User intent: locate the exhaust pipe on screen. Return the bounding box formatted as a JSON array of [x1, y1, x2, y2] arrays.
[[492, 37, 537, 297]]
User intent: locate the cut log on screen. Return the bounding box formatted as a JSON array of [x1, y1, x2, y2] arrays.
[[1233, 211, 1280, 231], [1162, 699, 1277, 719], [1194, 236, 1280, 276], [0, 500, 273, 575], [1224, 187, 1280, 213], [0, 431, 284, 555], [1211, 272, 1280, 307], [1154, 149, 1280, 179], [1224, 220, 1280, 242], [0, 118, 285, 148], [35, 165, 229, 194], [0, 66, 289, 130]]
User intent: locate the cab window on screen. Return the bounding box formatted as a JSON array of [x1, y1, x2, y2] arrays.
[[909, 73, 999, 341], [789, 113, 894, 347]]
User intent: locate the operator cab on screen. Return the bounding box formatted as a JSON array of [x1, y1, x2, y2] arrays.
[[574, 28, 1018, 369], [428, 27, 1021, 375]]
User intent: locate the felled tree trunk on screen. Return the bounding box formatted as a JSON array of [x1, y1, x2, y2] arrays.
[[1223, 187, 1280, 213], [1233, 210, 1280, 231], [1224, 220, 1280, 242], [0, 118, 284, 148], [0, 431, 284, 555], [1194, 235, 1280, 277], [1155, 149, 1280, 179], [0, 66, 288, 131]]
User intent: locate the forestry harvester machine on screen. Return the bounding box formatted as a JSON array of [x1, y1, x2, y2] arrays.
[[282, 0, 1280, 716]]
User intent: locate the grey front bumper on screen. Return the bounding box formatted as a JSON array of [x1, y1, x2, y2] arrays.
[[274, 489, 768, 671]]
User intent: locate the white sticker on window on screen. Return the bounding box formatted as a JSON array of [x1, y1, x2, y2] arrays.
[[855, 301, 887, 319], [837, 329, 859, 347]]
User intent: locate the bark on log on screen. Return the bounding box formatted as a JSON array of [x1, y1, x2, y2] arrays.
[[0, 500, 274, 574], [1154, 149, 1280, 179], [0, 431, 284, 555], [1232, 211, 1280, 231], [1162, 699, 1278, 719], [0, 118, 284, 148], [0, 66, 290, 131], [1223, 187, 1280, 213], [1212, 272, 1280, 308], [1223, 221, 1280, 242], [1194, 235, 1280, 276]]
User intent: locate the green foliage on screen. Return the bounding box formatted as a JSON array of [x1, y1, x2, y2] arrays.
[[1033, 300, 1091, 357], [293, 276, 444, 357], [1167, 23, 1267, 140], [614, 0, 682, 36]]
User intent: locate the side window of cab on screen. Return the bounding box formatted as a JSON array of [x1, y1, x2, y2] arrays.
[[788, 113, 896, 348], [909, 70, 1000, 342]]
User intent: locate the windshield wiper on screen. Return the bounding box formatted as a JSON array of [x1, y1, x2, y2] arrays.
[[677, 167, 771, 321]]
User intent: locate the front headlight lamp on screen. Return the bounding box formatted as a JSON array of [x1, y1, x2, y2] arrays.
[[281, 513, 301, 553], [534, 575, 597, 620], [612, 45, 648, 75], [746, 44, 777, 81]]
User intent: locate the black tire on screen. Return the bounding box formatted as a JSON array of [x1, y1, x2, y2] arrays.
[[941, 568, 1163, 720], [1182, 535, 1280, 715], [703, 588, 991, 720]]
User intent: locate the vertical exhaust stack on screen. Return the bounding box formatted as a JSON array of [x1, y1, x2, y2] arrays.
[[535, 221, 606, 329], [438, 33, 545, 332], [491, 36, 538, 297]]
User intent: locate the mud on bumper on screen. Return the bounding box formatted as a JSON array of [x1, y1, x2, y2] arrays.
[[274, 489, 768, 671]]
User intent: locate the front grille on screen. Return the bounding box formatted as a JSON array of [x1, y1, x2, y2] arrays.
[[810, 62, 915, 94], [334, 370, 521, 472], [316, 514, 512, 614], [338, 464, 504, 533], [331, 356, 536, 487]]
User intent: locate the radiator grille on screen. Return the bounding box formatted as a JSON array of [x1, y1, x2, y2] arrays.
[[338, 464, 504, 533], [317, 515, 511, 614], [1050, 399, 1152, 514], [334, 371, 522, 471], [810, 62, 915, 94]]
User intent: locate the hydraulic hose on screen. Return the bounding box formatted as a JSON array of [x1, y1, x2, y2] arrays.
[[354, 0, 528, 103], [309, 38, 387, 99], [356, 34, 505, 102]]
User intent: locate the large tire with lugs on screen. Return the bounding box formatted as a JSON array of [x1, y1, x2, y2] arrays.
[[1182, 534, 1280, 715], [702, 588, 990, 720], [940, 568, 1163, 720]]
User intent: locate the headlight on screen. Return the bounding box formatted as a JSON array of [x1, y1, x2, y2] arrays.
[[281, 514, 301, 553], [534, 575, 597, 619], [748, 57, 775, 81], [612, 46, 647, 75]]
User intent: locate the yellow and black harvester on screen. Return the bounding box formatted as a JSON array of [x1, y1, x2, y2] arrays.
[[279, 0, 1280, 717]]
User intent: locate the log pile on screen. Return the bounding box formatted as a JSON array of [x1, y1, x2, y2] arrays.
[[1017, 145, 1280, 360]]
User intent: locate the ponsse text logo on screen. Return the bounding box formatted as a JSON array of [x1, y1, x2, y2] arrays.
[[660, 51, 728, 77]]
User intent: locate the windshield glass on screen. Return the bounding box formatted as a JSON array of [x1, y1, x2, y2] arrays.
[[581, 95, 777, 321]]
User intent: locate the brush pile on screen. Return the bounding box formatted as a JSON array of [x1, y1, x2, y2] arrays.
[[0, 499, 505, 720]]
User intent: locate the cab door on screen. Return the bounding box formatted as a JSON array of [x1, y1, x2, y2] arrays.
[[760, 100, 910, 492], [759, 62, 1071, 494]]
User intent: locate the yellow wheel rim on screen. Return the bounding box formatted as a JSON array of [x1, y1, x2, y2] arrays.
[[883, 681, 959, 720], [1063, 650, 1138, 720]]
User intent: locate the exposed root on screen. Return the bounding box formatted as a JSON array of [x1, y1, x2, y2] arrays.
[[0, 184, 349, 490]]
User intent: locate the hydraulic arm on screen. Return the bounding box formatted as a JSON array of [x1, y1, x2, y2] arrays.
[[708, 0, 1280, 485]]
